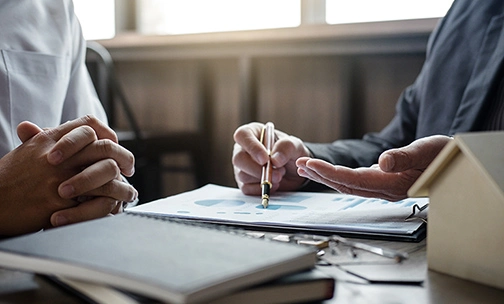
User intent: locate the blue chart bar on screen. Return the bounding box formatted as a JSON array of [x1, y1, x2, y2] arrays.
[[275, 195, 310, 203], [255, 205, 307, 211], [342, 198, 367, 210], [195, 200, 245, 207]]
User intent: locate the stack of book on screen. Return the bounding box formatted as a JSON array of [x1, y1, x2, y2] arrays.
[[0, 213, 335, 303]]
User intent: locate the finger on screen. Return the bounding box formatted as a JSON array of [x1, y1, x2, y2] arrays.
[[232, 143, 264, 179], [47, 125, 98, 165], [110, 201, 126, 214], [296, 156, 310, 167], [302, 159, 385, 190], [271, 135, 309, 168], [235, 169, 260, 185], [50, 197, 119, 227], [45, 115, 118, 143], [298, 160, 417, 201], [298, 165, 403, 201], [238, 183, 262, 196], [379, 135, 451, 172], [65, 139, 135, 177], [80, 179, 138, 203], [58, 158, 119, 198], [233, 160, 260, 195], [298, 159, 388, 193], [17, 121, 43, 143], [233, 123, 269, 165], [234, 167, 283, 196]]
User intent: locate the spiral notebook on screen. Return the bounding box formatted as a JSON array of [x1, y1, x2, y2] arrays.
[[129, 184, 429, 242], [0, 213, 317, 304]]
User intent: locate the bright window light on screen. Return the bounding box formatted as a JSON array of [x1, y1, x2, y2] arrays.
[[137, 0, 301, 35], [326, 0, 454, 24], [73, 0, 115, 40]]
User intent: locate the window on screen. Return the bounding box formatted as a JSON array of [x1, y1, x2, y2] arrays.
[[136, 0, 301, 35], [73, 0, 115, 40], [326, 0, 454, 24], [73, 0, 455, 39]]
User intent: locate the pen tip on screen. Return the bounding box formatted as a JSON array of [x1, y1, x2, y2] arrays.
[[261, 198, 269, 209]]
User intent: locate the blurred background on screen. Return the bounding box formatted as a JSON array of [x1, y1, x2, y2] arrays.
[[76, 0, 453, 202]]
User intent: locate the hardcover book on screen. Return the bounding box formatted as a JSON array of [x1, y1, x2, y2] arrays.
[[0, 213, 317, 304]]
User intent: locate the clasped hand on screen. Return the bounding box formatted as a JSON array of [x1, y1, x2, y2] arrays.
[[0, 115, 137, 236]]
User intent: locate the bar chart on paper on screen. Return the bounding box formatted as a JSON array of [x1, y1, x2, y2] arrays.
[[129, 184, 429, 241]]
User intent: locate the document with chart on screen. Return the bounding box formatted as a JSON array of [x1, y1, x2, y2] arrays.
[[129, 184, 429, 241]]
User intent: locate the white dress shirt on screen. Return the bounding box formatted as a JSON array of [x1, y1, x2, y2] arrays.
[[0, 0, 107, 157]]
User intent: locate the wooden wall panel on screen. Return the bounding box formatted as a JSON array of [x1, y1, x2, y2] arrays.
[[205, 59, 242, 187], [255, 56, 347, 143], [108, 53, 425, 198], [114, 60, 200, 132]]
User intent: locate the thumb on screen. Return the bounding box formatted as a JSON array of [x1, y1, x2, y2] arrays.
[[379, 135, 452, 172], [17, 121, 43, 143]]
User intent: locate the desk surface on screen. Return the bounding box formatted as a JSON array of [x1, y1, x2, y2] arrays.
[[1, 239, 503, 303]]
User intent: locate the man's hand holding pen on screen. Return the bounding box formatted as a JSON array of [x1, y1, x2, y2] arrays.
[[232, 122, 312, 197]]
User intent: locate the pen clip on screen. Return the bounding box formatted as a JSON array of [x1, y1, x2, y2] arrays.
[[404, 203, 428, 223], [259, 124, 266, 146]]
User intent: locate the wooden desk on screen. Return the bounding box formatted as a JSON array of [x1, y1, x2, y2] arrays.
[[316, 239, 504, 304], [1, 238, 503, 303]]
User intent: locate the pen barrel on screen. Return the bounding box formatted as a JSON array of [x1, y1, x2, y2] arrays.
[[261, 181, 271, 198], [261, 161, 273, 183], [260, 122, 275, 205], [264, 122, 275, 150]]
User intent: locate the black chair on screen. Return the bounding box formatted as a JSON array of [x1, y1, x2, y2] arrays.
[[85, 41, 209, 203]]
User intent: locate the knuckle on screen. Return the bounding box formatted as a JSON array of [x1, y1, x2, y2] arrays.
[[42, 127, 58, 138], [105, 158, 121, 176], [97, 197, 118, 214], [81, 114, 98, 125], [250, 145, 266, 162], [276, 137, 294, 151], [36, 130, 54, 143], [233, 127, 245, 142], [80, 125, 98, 141], [231, 149, 244, 167], [125, 149, 135, 166], [60, 133, 78, 148], [125, 185, 137, 202], [97, 139, 116, 156], [233, 122, 263, 144], [101, 181, 116, 196], [232, 142, 242, 155], [394, 149, 411, 163], [79, 174, 95, 192]]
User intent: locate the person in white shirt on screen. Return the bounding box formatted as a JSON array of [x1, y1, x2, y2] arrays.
[[0, 0, 137, 236]]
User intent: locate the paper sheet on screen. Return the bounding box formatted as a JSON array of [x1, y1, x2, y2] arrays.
[[129, 184, 428, 239]]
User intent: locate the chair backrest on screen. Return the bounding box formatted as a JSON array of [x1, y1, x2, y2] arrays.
[[85, 41, 143, 141], [85, 41, 212, 202]]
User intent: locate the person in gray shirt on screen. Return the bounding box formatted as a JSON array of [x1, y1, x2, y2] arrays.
[[232, 0, 504, 201]]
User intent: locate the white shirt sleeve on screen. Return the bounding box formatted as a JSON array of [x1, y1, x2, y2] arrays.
[[0, 0, 108, 156]]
